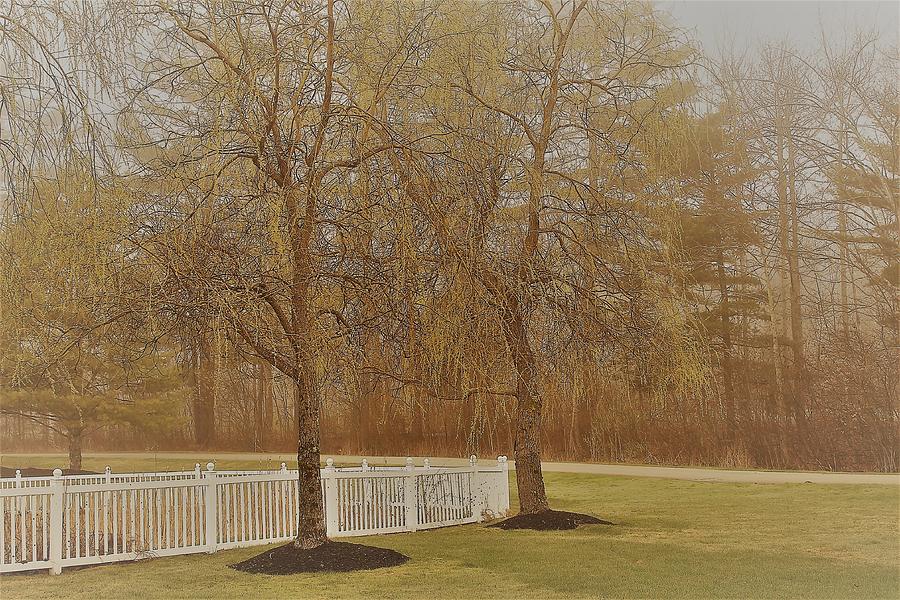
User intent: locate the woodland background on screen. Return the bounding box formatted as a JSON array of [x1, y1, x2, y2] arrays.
[[1, 0, 896, 473]]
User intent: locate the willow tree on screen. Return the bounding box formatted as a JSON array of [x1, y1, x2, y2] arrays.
[[121, 0, 415, 549], [398, 0, 694, 515]]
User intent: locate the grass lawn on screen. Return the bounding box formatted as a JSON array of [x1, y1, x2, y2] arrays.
[[1, 455, 897, 599]]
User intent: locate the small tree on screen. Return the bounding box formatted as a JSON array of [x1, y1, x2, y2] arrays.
[[0, 177, 184, 469]]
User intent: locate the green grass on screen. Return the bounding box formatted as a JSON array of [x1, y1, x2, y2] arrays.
[[1, 455, 897, 599]]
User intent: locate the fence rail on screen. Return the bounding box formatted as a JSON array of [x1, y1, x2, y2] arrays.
[[0, 456, 509, 574]]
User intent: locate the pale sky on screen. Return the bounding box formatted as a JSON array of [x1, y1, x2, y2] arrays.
[[657, 0, 899, 55]]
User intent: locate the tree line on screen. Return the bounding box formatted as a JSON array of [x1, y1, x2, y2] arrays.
[[1, 0, 896, 547]]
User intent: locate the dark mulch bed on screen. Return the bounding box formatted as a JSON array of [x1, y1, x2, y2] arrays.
[[229, 541, 410, 574], [1, 467, 98, 477], [488, 509, 613, 531]]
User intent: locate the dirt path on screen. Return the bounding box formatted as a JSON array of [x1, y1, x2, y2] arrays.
[[4, 452, 897, 485]]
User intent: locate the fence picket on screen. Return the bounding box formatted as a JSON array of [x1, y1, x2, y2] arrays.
[[165, 488, 172, 548], [188, 488, 195, 547], [41, 495, 48, 561], [181, 487, 187, 547], [112, 491, 119, 554], [266, 481, 272, 539], [127, 490, 134, 553], [153, 490, 163, 550], [12, 495, 19, 562], [1, 498, 6, 565]]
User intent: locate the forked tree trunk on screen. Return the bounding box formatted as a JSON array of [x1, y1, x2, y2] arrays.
[[497, 0, 585, 513], [167, 0, 336, 552]]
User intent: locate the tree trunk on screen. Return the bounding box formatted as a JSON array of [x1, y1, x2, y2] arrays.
[[775, 109, 805, 459], [289, 180, 327, 549], [293, 382, 301, 442], [503, 304, 549, 514], [786, 135, 807, 433], [294, 370, 327, 549], [67, 432, 82, 471], [262, 362, 273, 439], [194, 332, 216, 448], [716, 247, 736, 434], [254, 361, 273, 451], [289, 291, 326, 548], [358, 364, 377, 453], [838, 129, 851, 339]]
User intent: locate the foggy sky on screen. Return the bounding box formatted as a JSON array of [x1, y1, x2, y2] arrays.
[[658, 0, 899, 55]]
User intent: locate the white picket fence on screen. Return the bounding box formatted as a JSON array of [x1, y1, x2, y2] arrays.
[[0, 456, 510, 575]]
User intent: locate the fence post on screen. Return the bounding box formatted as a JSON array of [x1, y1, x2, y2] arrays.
[[48, 468, 64, 575], [403, 458, 418, 532], [361, 458, 369, 472], [469, 456, 484, 522], [101, 466, 111, 554], [323, 458, 338, 538], [15, 469, 21, 488], [194, 463, 201, 479], [204, 462, 218, 554], [498, 455, 510, 515]]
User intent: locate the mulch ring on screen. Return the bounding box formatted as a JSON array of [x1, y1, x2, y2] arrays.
[[488, 509, 613, 531], [1, 467, 98, 477], [229, 541, 410, 574]]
